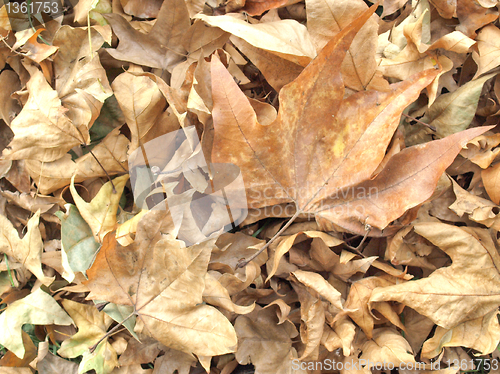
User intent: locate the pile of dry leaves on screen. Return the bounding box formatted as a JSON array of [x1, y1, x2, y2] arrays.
[[1, 0, 500, 373]]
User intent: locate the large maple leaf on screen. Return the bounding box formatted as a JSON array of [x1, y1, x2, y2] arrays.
[[210, 6, 490, 239], [83, 211, 237, 357]]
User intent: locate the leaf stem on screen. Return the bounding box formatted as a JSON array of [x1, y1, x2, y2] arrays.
[[237, 209, 302, 269], [402, 113, 436, 132], [89, 311, 135, 353], [343, 225, 371, 257], [88, 149, 116, 193]]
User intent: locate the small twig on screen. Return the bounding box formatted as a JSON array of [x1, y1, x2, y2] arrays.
[[87, 148, 116, 193], [402, 113, 436, 132], [89, 311, 135, 353], [343, 225, 371, 257], [236, 210, 301, 269]]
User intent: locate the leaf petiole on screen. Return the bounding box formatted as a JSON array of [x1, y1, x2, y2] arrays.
[[237, 210, 301, 269], [89, 311, 135, 353]]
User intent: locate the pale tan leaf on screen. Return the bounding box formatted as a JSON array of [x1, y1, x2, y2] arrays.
[[70, 174, 129, 242], [370, 222, 500, 329], [0, 289, 72, 359], [112, 68, 167, 154], [2, 65, 86, 162], [195, 13, 316, 66], [292, 269, 343, 310], [0, 210, 53, 286], [84, 213, 237, 357], [360, 327, 415, 367], [422, 310, 500, 358], [234, 308, 299, 374]]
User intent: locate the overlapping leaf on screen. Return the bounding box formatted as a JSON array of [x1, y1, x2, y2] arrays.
[[211, 6, 489, 235], [370, 222, 500, 329], [84, 211, 238, 357]]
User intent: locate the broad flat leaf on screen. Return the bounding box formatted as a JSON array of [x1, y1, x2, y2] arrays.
[[118, 335, 162, 365], [0, 210, 54, 286], [2, 65, 87, 162], [58, 299, 119, 374], [314, 126, 493, 235], [430, 0, 456, 18], [78, 339, 119, 374], [195, 13, 316, 67], [70, 174, 129, 242], [456, 0, 498, 38], [112, 67, 167, 154], [370, 222, 500, 329], [421, 73, 496, 137], [182, 19, 229, 61], [104, 0, 190, 71], [360, 327, 415, 366], [241, 0, 301, 15], [0, 330, 36, 366], [55, 204, 100, 282], [0, 288, 73, 359], [421, 310, 500, 358], [84, 211, 237, 356], [380, 0, 408, 17], [21, 29, 59, 63], [120, 0, 163, 18], [152, 348, 197, 374], [73, 0, 112, 24], [472, 25, 500, 78], [234, 308, 299, 374], [52, 26, 113, 131], [211, 6, 471, 236], [25, 126, 129, 194], [305, 0, 389, 91], [400, 307, 435, 355]]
